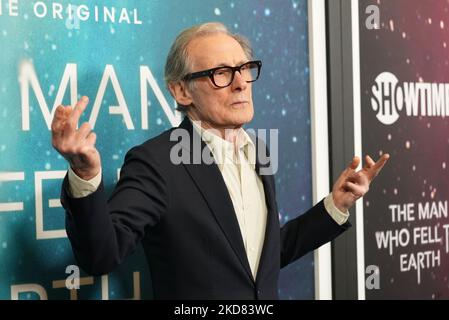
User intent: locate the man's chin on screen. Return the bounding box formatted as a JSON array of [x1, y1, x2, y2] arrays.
[[233, 107, 253, 123], [230, 112, 254, 127]]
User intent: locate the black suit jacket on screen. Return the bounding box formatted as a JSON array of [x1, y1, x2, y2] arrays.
[[61, 117, 350, 299]]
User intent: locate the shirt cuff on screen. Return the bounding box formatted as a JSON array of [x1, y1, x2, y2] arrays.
[[67, 167, 102, 198], [324, 193, 350, 226]]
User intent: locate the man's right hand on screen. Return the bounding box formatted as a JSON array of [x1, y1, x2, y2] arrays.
[[51, 96, 101, 180]]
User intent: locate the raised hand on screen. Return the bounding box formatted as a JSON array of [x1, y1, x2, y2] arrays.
[[332, 154, 390, 212], [51, 96, 101, 180]]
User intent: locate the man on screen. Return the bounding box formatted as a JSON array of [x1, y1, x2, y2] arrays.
[[51, 22, 389, 299]]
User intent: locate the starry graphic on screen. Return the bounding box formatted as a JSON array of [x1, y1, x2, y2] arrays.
[[0, 0, 312, 299], [360, 0, 449, 299]]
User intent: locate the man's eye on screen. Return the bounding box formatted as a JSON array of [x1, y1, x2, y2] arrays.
[[215, 69, 229, 76]]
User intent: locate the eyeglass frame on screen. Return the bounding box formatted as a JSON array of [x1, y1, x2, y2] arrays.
[[182, 60, 262, 88]]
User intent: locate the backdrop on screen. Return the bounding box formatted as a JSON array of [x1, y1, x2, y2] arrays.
[[359, 0, 449, 299], [0, 0, 313, 299]]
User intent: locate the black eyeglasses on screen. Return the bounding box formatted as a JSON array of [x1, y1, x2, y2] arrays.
[[183, 60, 262, 88]]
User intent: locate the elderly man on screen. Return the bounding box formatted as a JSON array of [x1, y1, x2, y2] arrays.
[[51, 22, 389, 299]]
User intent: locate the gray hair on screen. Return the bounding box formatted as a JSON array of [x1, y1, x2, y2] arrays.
[[164, 22, 254, 111]]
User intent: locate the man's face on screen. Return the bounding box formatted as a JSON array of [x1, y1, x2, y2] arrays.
[[183, 33, 254, 130]]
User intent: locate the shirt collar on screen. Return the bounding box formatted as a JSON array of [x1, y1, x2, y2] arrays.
[[189, 117, 256, 171]]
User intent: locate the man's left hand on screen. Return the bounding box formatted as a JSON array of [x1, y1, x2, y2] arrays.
[[332, 154, 390, 213]]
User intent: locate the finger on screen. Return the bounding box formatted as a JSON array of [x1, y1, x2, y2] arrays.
[[85, 131, 97, 146], [76, 122, 92, 140], [342, 156, 360, 177], [62, 105, 73, 119], [68, 96, 89, 128], [356, 175, 369, 192], [364, 155, 376, 169], [51, 105, 70, 140], [51, 105, 67, 130], [79, 140, 98, 160], [368, 153, 390, 180], [59, 105, 75, 135], [347, 170, 369, 185], [344, 181, 367, 198], [53, 105, 67, 121]]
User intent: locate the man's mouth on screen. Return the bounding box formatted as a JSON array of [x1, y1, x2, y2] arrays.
[[231, 101, 249, 105]]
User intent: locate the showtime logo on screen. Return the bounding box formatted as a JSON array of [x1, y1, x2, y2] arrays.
[[370, 72, 449, 125]]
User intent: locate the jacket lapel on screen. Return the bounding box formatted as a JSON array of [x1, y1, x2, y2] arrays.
[[177, 117, 254, 281], [252, 134, 278, 284]]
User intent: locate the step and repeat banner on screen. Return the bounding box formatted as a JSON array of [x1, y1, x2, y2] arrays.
[[0, 1, 313, 299], [359, 0, 449, 299]]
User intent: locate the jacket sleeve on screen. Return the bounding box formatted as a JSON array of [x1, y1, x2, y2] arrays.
[[280, 199, 351, 268], [62, 146, 169, 276]]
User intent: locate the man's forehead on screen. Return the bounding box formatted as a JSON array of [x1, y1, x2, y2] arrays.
[[187, 33, 248, 69]]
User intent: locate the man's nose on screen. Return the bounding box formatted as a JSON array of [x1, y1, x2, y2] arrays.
[[231, 70, 248, 91]]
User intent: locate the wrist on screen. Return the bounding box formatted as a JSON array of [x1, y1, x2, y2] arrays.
[[332, 192, 349, 213], [71, 167, 100, 181]]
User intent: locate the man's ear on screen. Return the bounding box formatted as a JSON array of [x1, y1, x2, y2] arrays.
[[168, 81, 193, 106]]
